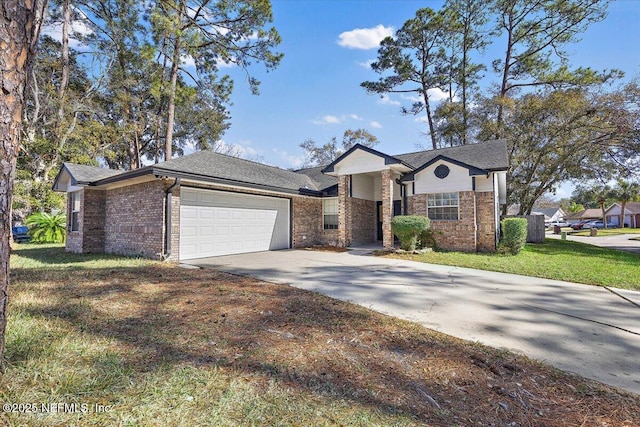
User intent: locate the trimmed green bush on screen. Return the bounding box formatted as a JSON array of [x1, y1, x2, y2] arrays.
[[498, 217, 528, 255], [391, 215, 430, 251], [418, 228, 440, 250], [26, 212, 66, 243]]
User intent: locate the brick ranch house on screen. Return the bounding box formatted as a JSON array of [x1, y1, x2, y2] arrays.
[[52, 139, 508, 262]]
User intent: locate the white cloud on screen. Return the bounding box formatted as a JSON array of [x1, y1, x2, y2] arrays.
[[378, 94, 401, 106], [337, 24, 393, 50], [213, 140, 260, 159], [312, 115, 342, 125], [349, 114, 364, 121], [359, 59, 375, 69], [370, 121, 383, 129], [272, 148, 305, 169], [42, 14, 92, 48], [427, 88, 452, 102], [402, 88, 457, 105]]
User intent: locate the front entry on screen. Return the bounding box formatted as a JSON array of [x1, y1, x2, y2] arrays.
[[376, 200, 402, 241]]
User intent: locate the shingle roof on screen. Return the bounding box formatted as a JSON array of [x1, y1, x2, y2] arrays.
[[59, 140, 508, 196], [294, 166, 338, 195], [394, 139, 508, 171], [152, 150, 323, 193], [63, 163, 122, 184]]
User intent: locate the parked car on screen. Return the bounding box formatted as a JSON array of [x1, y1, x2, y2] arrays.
[[582, 220, 617, 229], [547, 220, 569, 228], [570, 221, 591, 230], [11, 226, 30, 243]]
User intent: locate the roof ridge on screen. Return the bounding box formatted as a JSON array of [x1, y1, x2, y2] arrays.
[[159, 149, 300, 175], [394, 139, 504, 157]]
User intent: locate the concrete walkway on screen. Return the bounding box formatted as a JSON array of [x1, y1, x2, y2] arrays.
[[547, 231, 640, 254], [186, 249, 640, 395]]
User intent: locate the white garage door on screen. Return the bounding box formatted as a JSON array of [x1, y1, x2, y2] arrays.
[[180, 188, 290, 260]]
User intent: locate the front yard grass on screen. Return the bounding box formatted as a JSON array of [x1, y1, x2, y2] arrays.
[[390, 238, 640, 291], [2, 244, 639, 426], [567, 228, 640, 237]]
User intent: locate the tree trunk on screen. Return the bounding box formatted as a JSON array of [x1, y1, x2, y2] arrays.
[[164, 2, 184, 162], [0, 0, 48, 366], [620, 201, 626, 228]]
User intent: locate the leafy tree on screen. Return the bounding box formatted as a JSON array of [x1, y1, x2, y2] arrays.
[[361, 8, 449, 149], [489, 0, 619, 134], [434, 0, 489, 146], [26, 212, 67, 243], [0, 0, 48, 366], [300, 129, 379, 167], [495, 86, 640, 215], [150, 0, 283, 160]]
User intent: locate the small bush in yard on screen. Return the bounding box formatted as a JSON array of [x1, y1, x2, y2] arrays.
[[498, 217, 528, 255], [418, 228, 441, 250], [391, 215, 430, 251]]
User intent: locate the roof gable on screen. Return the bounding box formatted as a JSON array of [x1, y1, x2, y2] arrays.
[[321, 144, 412, 174], [52, 163, 123, 191], [400, 154, 488, 183], [395, 139, 508, 172]]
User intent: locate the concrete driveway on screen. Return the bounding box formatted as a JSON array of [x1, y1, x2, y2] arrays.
[[186, 249, 640, 395]]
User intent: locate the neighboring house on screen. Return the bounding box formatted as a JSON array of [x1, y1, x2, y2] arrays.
[[530, 207, 565, 224], [53, 139, 509, 261], [605, 202, 640, 228], [565, 208, 603, 224]]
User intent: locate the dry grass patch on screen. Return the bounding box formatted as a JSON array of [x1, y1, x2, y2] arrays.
[[1, 245, 638, 426]]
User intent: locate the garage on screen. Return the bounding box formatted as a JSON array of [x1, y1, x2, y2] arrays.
[[179, 188, 290, 260]]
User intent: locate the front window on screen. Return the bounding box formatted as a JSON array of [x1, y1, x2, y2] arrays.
[[427, 192, 459, 221], [323, 198, 338, 230], [70, 192, 80, 231]]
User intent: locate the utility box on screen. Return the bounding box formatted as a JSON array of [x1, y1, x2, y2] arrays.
[[590, 227, 598, 237]]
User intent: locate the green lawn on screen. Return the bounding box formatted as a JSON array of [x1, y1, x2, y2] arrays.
[[567, 228, 640, 237], [390, 238, 640, 291], [4, 244, 639, 426]]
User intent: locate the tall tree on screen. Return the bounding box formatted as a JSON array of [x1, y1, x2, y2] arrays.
[[0, 0, 48, 365], [491, 86, 640, 215], [362, 8, 449, 149], [435, 0, 489, 146], [490, 0, 617, 135], [300, 129, 379, 167], [151, 0, 283, 160]]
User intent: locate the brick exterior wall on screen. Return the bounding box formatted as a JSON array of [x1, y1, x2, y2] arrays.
[[65, 188, 106, 254], [292, 197, 322, 247], [66, 190, 82, 254], [83, 189, 106, 252], [475, 191, 497, 252], [348, 197, 376, 245], [104, 181, 165, 258], [67, 175, 497, 260], [406, 190, 497, 252]]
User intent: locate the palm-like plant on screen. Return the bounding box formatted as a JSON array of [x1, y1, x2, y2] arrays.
[[25, 212, 66, 243], [613, 180, 640, 228]]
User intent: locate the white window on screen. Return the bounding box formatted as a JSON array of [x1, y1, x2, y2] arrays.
[[323, 198, 338, 230], [70, 192, 81, 231], [427, 192, 459, 221]]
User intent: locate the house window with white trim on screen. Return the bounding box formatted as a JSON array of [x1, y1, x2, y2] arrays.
[[70, 191, 81, 231], [323, 198, 338, 230], [427, 192, 459, 221]]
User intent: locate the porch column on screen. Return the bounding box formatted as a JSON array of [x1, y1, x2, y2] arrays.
[[338, 174, 349, 247], [381, 169, 394, 249]]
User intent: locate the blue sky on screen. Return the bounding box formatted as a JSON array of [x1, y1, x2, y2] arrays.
[[218, 0, 640, 186]]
